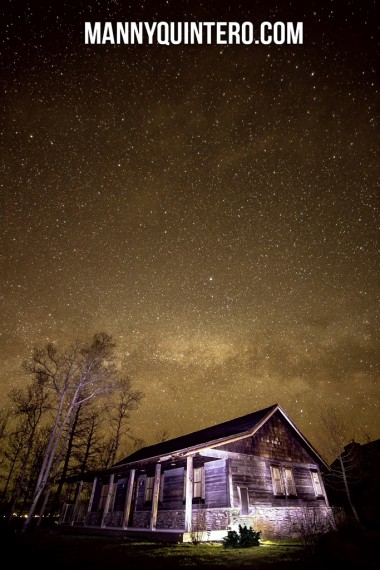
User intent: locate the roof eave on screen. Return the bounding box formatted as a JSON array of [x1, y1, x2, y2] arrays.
[[113, 404, 279, 469]]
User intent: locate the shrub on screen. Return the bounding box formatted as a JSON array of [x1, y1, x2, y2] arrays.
[[222, 530, 240, 548], [222, 525, 261, 548]]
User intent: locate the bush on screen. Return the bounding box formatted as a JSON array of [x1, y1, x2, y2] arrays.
[[222, 530, 240, 548], [222, 525, 261, 548]]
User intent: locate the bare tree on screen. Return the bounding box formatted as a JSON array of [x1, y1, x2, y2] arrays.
[[73, 406, 105, 475], [0, 408, 10, 453], [1, 420, 27, 506], [6, 378, 50, 519], [102, 376, 143, 467], [22, 332, 117, 531], [320, 408, 364, 529], [48, 401, 106, 519]]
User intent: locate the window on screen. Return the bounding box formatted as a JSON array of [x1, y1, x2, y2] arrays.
[[183, 466, 205, 501], [144, 476, 154, 502], [271, 466, 285, 496], [284, 467, 297, 496], [238, 486, 249, 515], [310, 470, 323, 497], [271, 466, 297, 497], [98, 483, 117, 511], [144, 474, 164, 503], [98, 484, 109, 510], [193, 467, 204, 498]]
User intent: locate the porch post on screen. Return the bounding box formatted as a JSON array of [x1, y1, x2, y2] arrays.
[[184, 455, 193, 532], [150, 463, 161, 530], [123, 469, 135, 528], [100, 473, 114, 528], [70, 480, 83, 525], [84, 476, 97, 524]]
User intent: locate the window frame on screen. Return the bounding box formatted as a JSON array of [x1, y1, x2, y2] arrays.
[[98, 482, 117, 511], [144, 476, 154, 502], [283, 466, 297, 496], [237, 485, 250, 515], [310, 470, 324, 497], [183, 465, 205, 503], [271, 465, 297, 497], [193, 466, 204, 499], [271, 465, 285, 496]]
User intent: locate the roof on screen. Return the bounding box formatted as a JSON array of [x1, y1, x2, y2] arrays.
[[114, 403, 329, 470], [116, 403, 276, 465]]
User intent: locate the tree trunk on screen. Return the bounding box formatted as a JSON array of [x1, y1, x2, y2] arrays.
[[339, 454, 365, 529]]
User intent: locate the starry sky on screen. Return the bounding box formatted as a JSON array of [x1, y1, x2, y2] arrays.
[[1, 1, 379, 451]]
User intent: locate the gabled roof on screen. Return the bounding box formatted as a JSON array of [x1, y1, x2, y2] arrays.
[[114, 403, 329, 470]]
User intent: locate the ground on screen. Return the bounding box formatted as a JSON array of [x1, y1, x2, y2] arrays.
[[2, 528, 379, 569]]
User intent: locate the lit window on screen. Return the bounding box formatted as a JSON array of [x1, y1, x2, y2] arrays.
[[271, 466, 297, 497], [310, 470, 323, 496], [183, 466, 205, 501], [284, 467, 297, 496], [271, 466, 285, 495], [193, 467, 204, 498]]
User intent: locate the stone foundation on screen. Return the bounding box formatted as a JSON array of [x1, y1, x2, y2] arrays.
[[228, 506, 334, 540], [132, 511, 151, 528], [85, 512, 102, 526], [84, 505, 333, 540], [104, 511, 124, 527], [156, 510, 185, 529]]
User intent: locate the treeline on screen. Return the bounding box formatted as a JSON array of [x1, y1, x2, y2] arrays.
[[0, 332, 143, 530]]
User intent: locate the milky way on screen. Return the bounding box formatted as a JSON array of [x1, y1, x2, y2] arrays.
[[1, 1, 378, 451]]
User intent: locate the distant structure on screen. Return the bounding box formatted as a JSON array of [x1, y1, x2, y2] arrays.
[[327, 438, 380, 530], [61, 403, 333, 541]]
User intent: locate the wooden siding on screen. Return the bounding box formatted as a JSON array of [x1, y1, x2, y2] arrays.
[[134, 460, 229, 512], [204, 459, 228, 508], [157, 468, 184, 511], [218, 411, 314, 464], [229, 455, 325, 509]]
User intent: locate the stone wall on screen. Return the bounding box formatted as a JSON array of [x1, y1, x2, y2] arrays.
[[132, 511, 151, 528], [228, 505, 334, 540], [84, 504, 333, 541], [85, 512, 102, 526], [156, 510, 185, 529], [155, 505, 333, 540], [104, 511, 124, 527]]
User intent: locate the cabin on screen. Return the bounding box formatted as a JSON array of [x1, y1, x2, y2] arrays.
[[61, 403, 333, 541], [327, 438, 380, 530]]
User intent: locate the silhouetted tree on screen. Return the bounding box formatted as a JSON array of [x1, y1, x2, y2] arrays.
[[6, 378, 50, 519], [101, 376, 143, 467], [22, 333, 117, 531], [321, 408, 364, 529]]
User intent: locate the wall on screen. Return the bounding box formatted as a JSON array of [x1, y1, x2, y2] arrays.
[[218, 411, 314, 463]]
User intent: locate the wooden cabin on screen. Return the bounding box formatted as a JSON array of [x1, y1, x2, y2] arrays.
[[61, 403, 333, 541]]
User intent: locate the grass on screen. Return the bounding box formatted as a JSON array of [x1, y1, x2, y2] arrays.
[[2, 531, 307, 569], [3, 528, 379, 569]]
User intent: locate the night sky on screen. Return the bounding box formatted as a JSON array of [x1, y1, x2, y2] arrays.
[[1, 1, 379, 451]]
